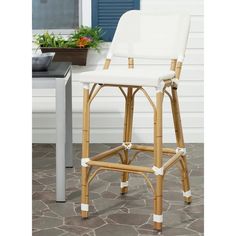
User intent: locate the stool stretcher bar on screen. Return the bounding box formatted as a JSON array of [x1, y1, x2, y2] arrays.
[[163, 151, 184, 172], [131, 144, 176, 155], [89, 145, 124, 162], [87, 160, 154, 174]]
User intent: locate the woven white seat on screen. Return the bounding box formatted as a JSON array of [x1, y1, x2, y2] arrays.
[[78, 68, 175, 87]]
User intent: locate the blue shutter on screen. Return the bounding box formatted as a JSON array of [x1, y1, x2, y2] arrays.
[[92, 0, 140, 42]]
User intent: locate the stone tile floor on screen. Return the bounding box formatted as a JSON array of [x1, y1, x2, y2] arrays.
[[32, 143, 204, 236]]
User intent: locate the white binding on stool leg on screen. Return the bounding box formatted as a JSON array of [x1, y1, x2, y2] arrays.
[[81, 203, 89, 211], [122, 142, 132, 150], [156, 80, 165, 93], [81, 158, 90, 167], [120, 181, 128, 188], [183, 190, 192, 198], [153, 214, 163, 223], [171, 78, 179, 87], [152, 166, 164, 176], [176, 147, 187, 155], [83, 83, 89, 90]]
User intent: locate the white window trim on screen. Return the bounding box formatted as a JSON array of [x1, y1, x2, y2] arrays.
[[32, 0, 92, 35], [82, 0, 92, 27]]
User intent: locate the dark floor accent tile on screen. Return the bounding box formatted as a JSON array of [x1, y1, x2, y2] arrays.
[[95, 224, 138, 236], [65, 215, 105, 228], [108, 213, 149, 225], [33, 216, 63, 229], [33, 228, 64, 236], [188, 218, 204, 233]]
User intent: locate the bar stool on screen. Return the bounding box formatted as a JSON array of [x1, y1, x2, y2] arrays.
[[78, 10, 191, 232]]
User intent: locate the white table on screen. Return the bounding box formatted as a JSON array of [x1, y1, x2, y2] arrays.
[[32, 62, 73, 202]]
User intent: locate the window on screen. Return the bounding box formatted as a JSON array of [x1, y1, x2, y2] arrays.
[[92, 0, 140, 41], [32, 0, 80, 30]]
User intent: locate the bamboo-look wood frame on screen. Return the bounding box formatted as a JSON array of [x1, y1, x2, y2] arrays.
[[80, 57, 191, 231]]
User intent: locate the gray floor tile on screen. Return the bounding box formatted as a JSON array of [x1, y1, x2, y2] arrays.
[[32, 143, 204, 235]]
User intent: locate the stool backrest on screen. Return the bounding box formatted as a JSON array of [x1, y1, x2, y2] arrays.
[[107, 10, 190, 62]]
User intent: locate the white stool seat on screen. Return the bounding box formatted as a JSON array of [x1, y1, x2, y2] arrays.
[[78, 68, 175, 87]]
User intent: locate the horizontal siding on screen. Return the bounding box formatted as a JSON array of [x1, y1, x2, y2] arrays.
[[32, 97, 204, 113], [33, 113, 203, 129], [33, 128, 203, 143], [83, 49, 203, 66], [141, 0, 203, 16], [32, 0, 204, 143], [32, 81, 203, 97]]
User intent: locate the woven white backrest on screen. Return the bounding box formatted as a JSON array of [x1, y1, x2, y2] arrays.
[[107, 10, 190, 62]]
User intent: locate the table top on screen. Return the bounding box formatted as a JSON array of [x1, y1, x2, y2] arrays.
[[32, 62, 71, 78]]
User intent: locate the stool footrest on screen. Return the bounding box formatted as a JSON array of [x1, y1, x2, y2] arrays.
[[131, 144, 176, 155], [88, 160, 153, 173], [163, 151, 183, 172], [91, 145, 124, 162]]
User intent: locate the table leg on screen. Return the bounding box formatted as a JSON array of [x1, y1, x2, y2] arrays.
[[56, 77, 66, 202], [65, 70, 73, 168]]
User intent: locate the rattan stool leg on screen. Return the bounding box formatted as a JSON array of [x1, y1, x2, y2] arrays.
[[81, 87, 90, 218], [153, 92, 164, 232], [171, 88, 192, 204], [121, 87, 134, 194]]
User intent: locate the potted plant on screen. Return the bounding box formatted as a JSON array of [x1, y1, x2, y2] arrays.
[[34, 26, 103, 65]]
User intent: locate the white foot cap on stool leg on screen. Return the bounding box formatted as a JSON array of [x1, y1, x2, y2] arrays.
[[120, 181, 128, 188], [81, 203, 89, 211], [153, 214, 163, 223], [183, 190, 192, 198]]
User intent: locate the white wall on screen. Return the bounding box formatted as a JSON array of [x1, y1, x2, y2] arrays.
[[32, 0, 204, 143]]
